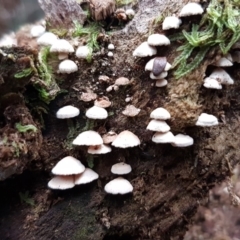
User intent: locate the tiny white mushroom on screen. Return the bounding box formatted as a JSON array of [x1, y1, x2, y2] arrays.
[[111, 162, 132, 175], [86, 106, 108, 119], [108, 43, 115, 50], [209, 68, 234, 85], [150, 107, 171, 120], [56, 105, 80, 119], [171, 134, 194, 147], [50, 39, 74, 60], [213, 57, 233, 67], [48, 176, 75, 190], [155, 79, 168, 87], [30, 25, 45, 38], [147, 120, 170, 132], [108, 51, 114, 57], [152, 131, 175, 143], [125, 9, 135, 19], [195, 113, 219, 127], [58, 59, 78, 74], [76, 45, 91, 59], [203, 77, 222, 90], [37, 32, 58, 46], [104, 177, 133, 195], [73, 130, 103, 146], [147, 34, 170, 46], [179, 2, 204, 17], [52, 156, 85, 175], [88, 144, 112, 154], [122, 105, 141, 117], [133, 41, 157, 57], [112, 130, 140, 148], [115, 77, 130, 86], [162, 16, 182, 30], [74, 168, 99, 185]]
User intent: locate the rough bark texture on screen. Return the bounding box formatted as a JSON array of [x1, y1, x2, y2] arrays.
[[38, 0, 86, 28], [0, 0, 240, 239]]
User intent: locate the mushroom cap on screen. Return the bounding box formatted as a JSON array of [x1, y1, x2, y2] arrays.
[[122, 105, 141, 117], [203, 77, 222, 89], [111, 162, 132, 175], [179, 2, 204, 17], [147, 119, 170, 132], [30, 25, 45, 38], [162, 16, 182, 30], [48, 175, 75, 190], [52, 156, 85, 175], [147, 34, 170, 46], [56, 105, 80, 119], [104, 177, 133, 194], [75, 46, 91, 59], [150, 107, 171, 120], [58, 59, 78, 74], [133, 41, 157, 57], [208, 68, 234, 85], [108, 43, 115, 50], [94, 97, 112, 108], [156, 79, 168, 87], [73, 130, 103, 146], [150, 71, 168, 79], [145, 59, 172, 72], [171, 134, 194, 147], [195, 113, 219, 127], [152, 131, 175, 143], [50, 39, 74, 53], [115, 77, 130, 86], [88, 144, 112, 154], [74, 168, 99, 185], [37, 32, 58, 46], [213, 57, 233, 67], [85, 106, 108, 119], [112, 130, 140, 148]]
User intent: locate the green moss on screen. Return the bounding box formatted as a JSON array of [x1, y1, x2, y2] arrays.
[[49, 28, 68, 37], [72, 21, 100, 62], [15, 123, 37, 133], [14, 68, 33, 78], [171, 0, 240, 79]]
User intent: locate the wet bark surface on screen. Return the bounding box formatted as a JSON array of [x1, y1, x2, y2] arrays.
[[1, 0, 240, 239]]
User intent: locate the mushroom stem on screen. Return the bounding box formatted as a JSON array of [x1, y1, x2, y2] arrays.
[[87, 154, 94, 168]]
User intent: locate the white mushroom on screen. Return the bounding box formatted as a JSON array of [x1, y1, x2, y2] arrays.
[[179, 2, 204, 17], [213, 57, 233, 67], [162, 16, 182, 30], [155, 79, 168, 87], [51, 156, 85, 175], [133, 41, 157, 57], [76, 45, 91, 59], [108, 43, 115, 50], [56, 105, 80, 119], [74, 168, 99, 185], [115, 77, 130, 86], [147, 120, 170, 132], [73, 130, 103, 146], [203, 77, 222, 89], [104, 177, 133, 195], [37, 32, 58, 46], [171, 134, 194, 147], [147, 34, 170, 46], [48, 175, 75, 190], [58, 60, 78, 74], [208, 68, 234, 85], [112, 130, 140, 148], [152, 131, 175, 143], [150, 107, 171, 120], [30, 25, 45, 38], [195, 113, 219, 127], [88, 144, 112, 154], [122, 105, 141, 117], [111, 162, 132, 175], [86, 106, 108, 119], [50, 39, 74, 60], [150, 71, 168, 79]]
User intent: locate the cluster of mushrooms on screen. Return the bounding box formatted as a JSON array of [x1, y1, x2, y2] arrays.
[[45, 1, 234, 195]]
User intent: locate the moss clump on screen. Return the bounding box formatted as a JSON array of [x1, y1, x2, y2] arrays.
[[171, 0, 240, 79]]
